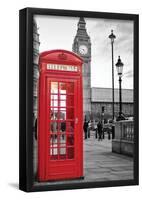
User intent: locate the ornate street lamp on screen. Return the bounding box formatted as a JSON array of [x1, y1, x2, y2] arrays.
[[115, 56, 125, 121], [109, 30, 116, 121]]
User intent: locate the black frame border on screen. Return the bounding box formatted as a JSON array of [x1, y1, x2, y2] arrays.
[[19, 7, 139, 192]]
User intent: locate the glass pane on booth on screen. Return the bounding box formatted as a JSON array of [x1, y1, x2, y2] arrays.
[[50, 108, 58, 120], [50, 122, 58, 133], [50, 134, 58, 147], [59, 83, 67, 94], [50, 148, 58, 160], [51, 82, 58, 94], [59, 134, 66, 145], [59, 122, 66, 132], [59, 110, 66, 120], [51, 100, 58, 107], [51, 94, 58, 100], [59, 148, 66, 155], [60, 100, 66, 107], [60, 95, 66, 101]]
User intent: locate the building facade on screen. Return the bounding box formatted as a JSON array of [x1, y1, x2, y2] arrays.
[[33, 19, 40, 124], [72, 17, 91, 120], [91, 87, 134, 121]]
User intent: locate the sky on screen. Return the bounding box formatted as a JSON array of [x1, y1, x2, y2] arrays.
[[34, 15, 134, 89]]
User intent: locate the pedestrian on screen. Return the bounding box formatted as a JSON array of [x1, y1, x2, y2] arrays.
[[97, 121, 102, 141], [88, 120, 92, 138], [83, 118, 88, 139]]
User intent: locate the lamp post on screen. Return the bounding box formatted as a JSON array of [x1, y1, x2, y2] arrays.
[[115, 56, 125, 121], [109, 30, 116, 122], [101, 106, 105, 139]]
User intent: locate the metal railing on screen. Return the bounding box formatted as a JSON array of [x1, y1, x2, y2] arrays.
[[121, 120, 134, 141]]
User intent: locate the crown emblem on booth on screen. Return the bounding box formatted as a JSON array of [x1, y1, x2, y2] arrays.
[[58, 52, 67, 60]]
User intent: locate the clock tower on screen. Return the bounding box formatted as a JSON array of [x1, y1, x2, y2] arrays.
[[72, 17, 91, 119]]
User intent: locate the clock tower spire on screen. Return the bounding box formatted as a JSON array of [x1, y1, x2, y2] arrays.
[[72, 17, 91, 119]]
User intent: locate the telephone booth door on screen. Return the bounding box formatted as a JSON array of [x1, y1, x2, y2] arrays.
[[38, 50, 83, 181]]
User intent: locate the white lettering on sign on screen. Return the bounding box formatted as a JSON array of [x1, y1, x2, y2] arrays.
[[47, 64, 79, 72]]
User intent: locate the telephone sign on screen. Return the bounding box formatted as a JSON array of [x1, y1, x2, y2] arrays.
[[47, 64, 79, 72]]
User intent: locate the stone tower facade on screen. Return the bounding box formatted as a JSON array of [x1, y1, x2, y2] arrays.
[[33, 19, 40, 175], [72, 17, 91, 120], [33, 19, 40, 124]]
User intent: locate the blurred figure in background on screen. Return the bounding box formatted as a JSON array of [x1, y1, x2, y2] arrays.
[[83, 118, 88, 139], [88, 120, 92, 138], [97, 121, 102, 141]]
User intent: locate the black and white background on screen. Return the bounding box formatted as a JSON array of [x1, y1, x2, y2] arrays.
[[33, 14, 134, 184]]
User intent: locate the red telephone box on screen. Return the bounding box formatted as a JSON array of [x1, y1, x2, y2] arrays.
[[38, 49, 83, 181]]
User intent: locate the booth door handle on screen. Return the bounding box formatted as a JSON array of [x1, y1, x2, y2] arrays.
[[75, 117, 78, 124]]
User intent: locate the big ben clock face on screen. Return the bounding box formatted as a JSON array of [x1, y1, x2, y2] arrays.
[[79, 45, 88, 55]]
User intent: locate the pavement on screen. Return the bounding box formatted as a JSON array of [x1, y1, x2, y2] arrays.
[[84, 132, 133, 182], [34, 131, 134, 186]]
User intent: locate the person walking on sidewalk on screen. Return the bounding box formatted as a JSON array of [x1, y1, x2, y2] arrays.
[[88, 120, 92, 138], [83, 118, 88, 139], [97, 121, 102, 141]]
